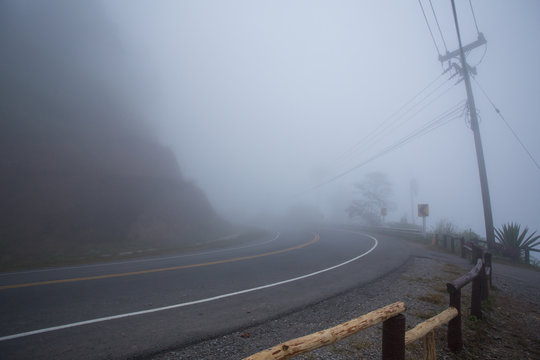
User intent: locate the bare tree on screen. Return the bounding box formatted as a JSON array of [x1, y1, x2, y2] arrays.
[[347, 172, 394, 225]]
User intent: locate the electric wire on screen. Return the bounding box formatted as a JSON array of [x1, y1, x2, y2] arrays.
[[302, 100, 466, 192], [329, 72, 453, 169], [472, 43, 488, 67], [314, 102, 465, 189], [330, 76, 457, 173], [429, 0, 449, 52], [418, 0, 441, 56], [471, 76, 540, 171], [371, 79, 458, 140], [468, 0, 481, 35]]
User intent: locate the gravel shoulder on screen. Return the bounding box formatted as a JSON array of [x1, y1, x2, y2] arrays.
[[146, 239, 540, 360]]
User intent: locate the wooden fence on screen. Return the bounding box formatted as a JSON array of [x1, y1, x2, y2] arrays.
[[431, 234, 493, 264], [446, 249, 491, 351], [524, 247, 540, 265], [243, 254, 491, 360]]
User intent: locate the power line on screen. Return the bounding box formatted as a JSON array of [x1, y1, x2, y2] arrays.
[[468, 0, 480, 35], [329, 72, 453, 169], [303, 100, 466, 192], [472, 76, 540, 171], [331, 78, 458, 175], [429, 0, 449, 52], [418, 0, 442, 56], [315, 102, 465, 189], [471, 43, 488, 67]]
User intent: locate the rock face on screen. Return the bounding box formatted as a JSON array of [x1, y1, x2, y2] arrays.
[[0, 2, 226, 267]]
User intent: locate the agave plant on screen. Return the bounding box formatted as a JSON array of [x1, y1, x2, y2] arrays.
[[494, 222, 540, 261]]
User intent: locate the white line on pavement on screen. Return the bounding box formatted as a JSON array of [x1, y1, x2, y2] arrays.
[[0, 231, 377, 342]]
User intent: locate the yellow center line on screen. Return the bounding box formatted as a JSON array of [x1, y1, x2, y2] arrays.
[[0, 233, 320, 290]]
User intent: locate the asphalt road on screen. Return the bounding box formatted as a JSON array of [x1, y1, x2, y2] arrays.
[[0, 227, 412, 359]]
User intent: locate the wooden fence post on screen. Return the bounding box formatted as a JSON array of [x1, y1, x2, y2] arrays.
[[460, 237, 465, 258], [480, 259, 488, 301], [424, 331, 436, 360], [472, 245, 482, 265], [382, 314, 405, 360], [484, 252, 492, 287], [471, 273, 483, 319], [447, 285, 462, 352]]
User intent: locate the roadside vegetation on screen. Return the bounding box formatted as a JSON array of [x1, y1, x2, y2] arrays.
[[494, 222, 540, 263], [0, 227, 268, 273], [425, 218, 540, 269]]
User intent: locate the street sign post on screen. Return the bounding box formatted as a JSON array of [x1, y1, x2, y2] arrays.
[[380, 208, 387, 223], [418, 204, 429, 234]]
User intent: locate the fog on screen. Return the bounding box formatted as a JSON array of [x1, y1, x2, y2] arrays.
[[10, 1, 540, 237], [101, 0, 540, 236]]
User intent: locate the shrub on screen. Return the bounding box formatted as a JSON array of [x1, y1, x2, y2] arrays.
[[434, 218, 458, 236], [494, 222, 540, 261]]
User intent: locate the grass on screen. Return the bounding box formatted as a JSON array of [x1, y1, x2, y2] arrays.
[[350, 339, 372, 351], [400, 275, 430, 283], [433, 283, 449, 293], [442, 262, 465, 275], [0, 228, 269, 272], [414, 310, 437, 320], [417, 292, 446, 305]]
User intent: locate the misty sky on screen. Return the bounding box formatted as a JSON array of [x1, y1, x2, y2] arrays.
[[102, 1, 540, 236]]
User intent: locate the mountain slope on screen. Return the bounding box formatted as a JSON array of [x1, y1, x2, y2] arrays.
[[0, 1, 228, 269]]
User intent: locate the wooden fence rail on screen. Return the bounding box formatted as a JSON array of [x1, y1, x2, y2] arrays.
[[243, 303, 460, 360], [243, 302, 406, 360], [405, 307, 458, 360]]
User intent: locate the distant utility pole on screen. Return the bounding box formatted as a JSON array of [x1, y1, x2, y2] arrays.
[[443, 0, 495, 249]]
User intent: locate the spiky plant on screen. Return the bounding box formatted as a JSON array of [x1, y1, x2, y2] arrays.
[[494, 222, 540, 261]]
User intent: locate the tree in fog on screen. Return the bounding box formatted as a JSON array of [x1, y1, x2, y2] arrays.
[[347, 172, 394, 225]]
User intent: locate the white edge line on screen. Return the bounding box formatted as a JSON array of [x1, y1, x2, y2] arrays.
[[0, 231, 377, 342], [0, 232, 281, 277]]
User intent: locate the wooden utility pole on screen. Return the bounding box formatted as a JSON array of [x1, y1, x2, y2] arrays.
[[446, 0, 495, 250]]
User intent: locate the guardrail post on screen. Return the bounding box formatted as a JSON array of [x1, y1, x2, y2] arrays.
[[382, 314, 405, 360], [447, 285, 462, 352]]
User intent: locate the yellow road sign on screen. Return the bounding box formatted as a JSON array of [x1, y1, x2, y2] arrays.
[[418, 204, 429, 217]]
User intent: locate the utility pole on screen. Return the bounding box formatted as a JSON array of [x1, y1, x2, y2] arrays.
[[447, 0, 495, 249]]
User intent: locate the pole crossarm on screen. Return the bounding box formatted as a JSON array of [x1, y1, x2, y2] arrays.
[[438, 33, 486, 63]]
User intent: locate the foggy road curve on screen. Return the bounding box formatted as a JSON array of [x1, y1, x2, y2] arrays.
[[0, 228, 410, 360]]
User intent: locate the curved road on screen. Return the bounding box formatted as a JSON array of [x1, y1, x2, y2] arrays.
[[0, 227, 411, 359]]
